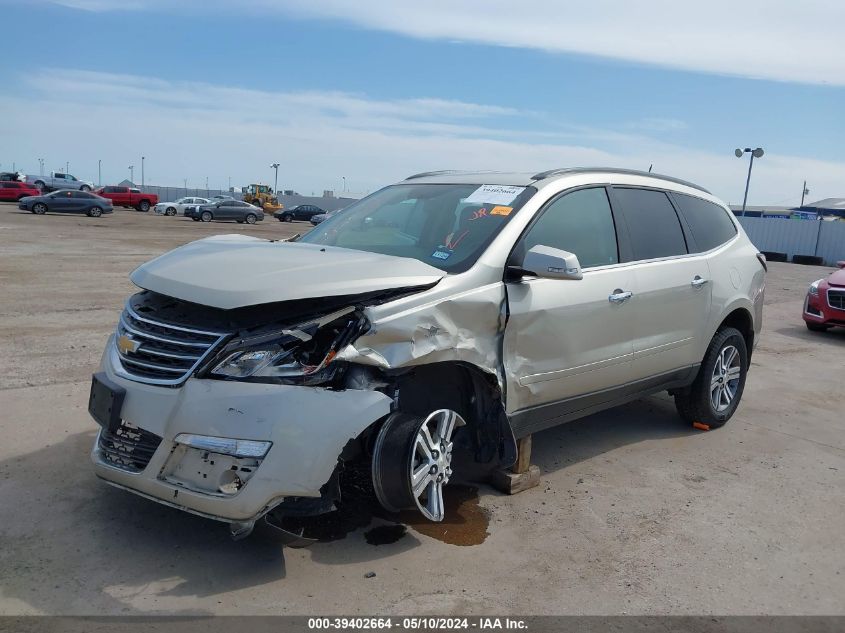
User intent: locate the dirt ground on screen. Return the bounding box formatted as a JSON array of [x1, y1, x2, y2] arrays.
[[0, 202, 843, 615]]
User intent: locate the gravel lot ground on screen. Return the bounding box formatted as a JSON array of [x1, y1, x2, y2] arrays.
[[0, 202, 843, 615]]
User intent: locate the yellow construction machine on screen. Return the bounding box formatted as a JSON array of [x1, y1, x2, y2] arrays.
[[242, 184, 283, 212]]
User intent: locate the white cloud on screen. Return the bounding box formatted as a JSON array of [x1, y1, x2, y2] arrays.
[[42, 0, 845, 85], [3, 69, 843, 204]]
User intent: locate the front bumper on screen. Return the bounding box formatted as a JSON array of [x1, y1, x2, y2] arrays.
[[91, 337, 393, 523], [803, 289, 845, 327]]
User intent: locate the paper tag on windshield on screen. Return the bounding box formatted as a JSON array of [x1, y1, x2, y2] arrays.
[[464, 185, 525, 206]]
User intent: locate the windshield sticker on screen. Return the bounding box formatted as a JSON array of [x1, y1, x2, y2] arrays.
[[464, 185, 525, 206], [431, 250, 452, 260], [490, 205, 513, 216]]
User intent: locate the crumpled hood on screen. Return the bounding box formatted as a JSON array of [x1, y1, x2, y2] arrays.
[[129, 234, 445, 310]]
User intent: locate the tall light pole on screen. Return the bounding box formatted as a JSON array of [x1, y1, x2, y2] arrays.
[[342, 176, 346, 192], [98, 159, 102, 187], [734, 147, 764, 216], [38, 158, 45, 177], [270, 163, 280, 194], [800, 181, 809, 209], [65, 161, 69, 174], [128, 165, 134, 183], [141, 156, 145, 188]]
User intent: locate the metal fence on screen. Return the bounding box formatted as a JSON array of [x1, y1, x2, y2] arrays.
[[738, 217, 845, 266]]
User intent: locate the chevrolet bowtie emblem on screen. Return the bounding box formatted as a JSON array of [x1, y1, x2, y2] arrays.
[[117, 334, 141, 355]]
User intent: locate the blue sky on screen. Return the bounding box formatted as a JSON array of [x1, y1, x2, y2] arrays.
[[1, 0, 843, 204]]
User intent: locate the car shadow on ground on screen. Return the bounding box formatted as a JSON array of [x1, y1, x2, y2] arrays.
[[772, 323, 845, 347], [0, 393, 695, 611]]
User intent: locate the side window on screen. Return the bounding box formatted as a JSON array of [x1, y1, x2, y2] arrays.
[[614, 188, 687, 260], [521, 187, 619, 268], [54, 174, 66, 180], [673, 193, 737, 252]]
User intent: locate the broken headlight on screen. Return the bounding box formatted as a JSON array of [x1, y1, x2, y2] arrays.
[[208, 306, 367, 385]]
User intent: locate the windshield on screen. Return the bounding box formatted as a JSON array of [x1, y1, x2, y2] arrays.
[[299, 183, 535, 272]]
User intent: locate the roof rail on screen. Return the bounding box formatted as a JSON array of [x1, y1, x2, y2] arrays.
[[531, 167, 711, 194], [404, 170, 466, 180]]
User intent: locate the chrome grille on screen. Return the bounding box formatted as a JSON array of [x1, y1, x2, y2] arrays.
[[113, 303, 229, 386], [828, 289, 845, 311], [98, 421, 162, 473]]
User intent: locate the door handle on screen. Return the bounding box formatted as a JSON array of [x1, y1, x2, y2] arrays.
[[691, 276, 709, 288], [608, 289, 633, 304]]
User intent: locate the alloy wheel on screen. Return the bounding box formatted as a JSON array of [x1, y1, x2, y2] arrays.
[[710, 345, 741, 412]]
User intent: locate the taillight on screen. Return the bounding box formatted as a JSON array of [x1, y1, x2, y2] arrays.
[[756, 252, 767, 272]]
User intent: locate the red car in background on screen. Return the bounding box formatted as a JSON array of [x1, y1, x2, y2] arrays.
[[803, 262, 845, 331], [0, 181, 41, 201], [94, 186, 159, 212]]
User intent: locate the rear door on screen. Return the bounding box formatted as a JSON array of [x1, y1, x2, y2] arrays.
[[610, 187, 712, 378], [503, 186, 637, 428]]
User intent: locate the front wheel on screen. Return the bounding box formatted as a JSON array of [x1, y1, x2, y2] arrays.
[[33, 203, 47, 215], [166, 207, 176, 216], [371, 409, 465, 522], [87, 206, 102, 217], [245, 213, 257, 224], [138, 200, 150, 212], [200, 211, 212, 222], [674, 327, 748, 429]]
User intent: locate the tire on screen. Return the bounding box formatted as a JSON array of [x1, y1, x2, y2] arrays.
[[166, 207, 176, 216], [33, 203, 47, 215], [282, 214, 293, 222], [245, 213, 257, 224], [80, 185, 91, 192], [200, 211, 212, 223], [674, 327, 748, 429], [371, 409, 465, 522], [34, 181, 46, 192], [806, 322, 831, 332], [87, 206, 102, 218], [138, 200, 150, 212]]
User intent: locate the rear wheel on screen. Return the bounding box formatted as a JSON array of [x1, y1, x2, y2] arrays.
[[372, 409, 465, 522], [80, 185, 91, 192], [34, 181, 46, 192], [87, 206, 102, 217], [806, 322, 831, 332], [674, 327, 748, 429], [138, 200, 150, 212], [33, 203, 47, 215], [166, 207, 176, 216], [245, 213, 257, 224]]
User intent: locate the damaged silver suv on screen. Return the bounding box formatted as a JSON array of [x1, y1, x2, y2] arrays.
[[89, 168, 765, 537]]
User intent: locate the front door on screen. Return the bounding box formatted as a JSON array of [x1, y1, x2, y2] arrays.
[[503, 187, 636, 433]]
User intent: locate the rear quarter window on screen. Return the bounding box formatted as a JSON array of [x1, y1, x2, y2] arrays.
[[672, 193, 737, 252]]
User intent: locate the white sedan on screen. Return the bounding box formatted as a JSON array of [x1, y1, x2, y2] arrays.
[[154, 197, 210, 216]]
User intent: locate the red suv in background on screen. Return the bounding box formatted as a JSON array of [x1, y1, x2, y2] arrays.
[[0, 181, 41, 201], [803, 263, 845, 331]]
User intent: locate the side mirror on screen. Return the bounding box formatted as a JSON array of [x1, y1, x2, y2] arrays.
[[521, 245, 583, 280]]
